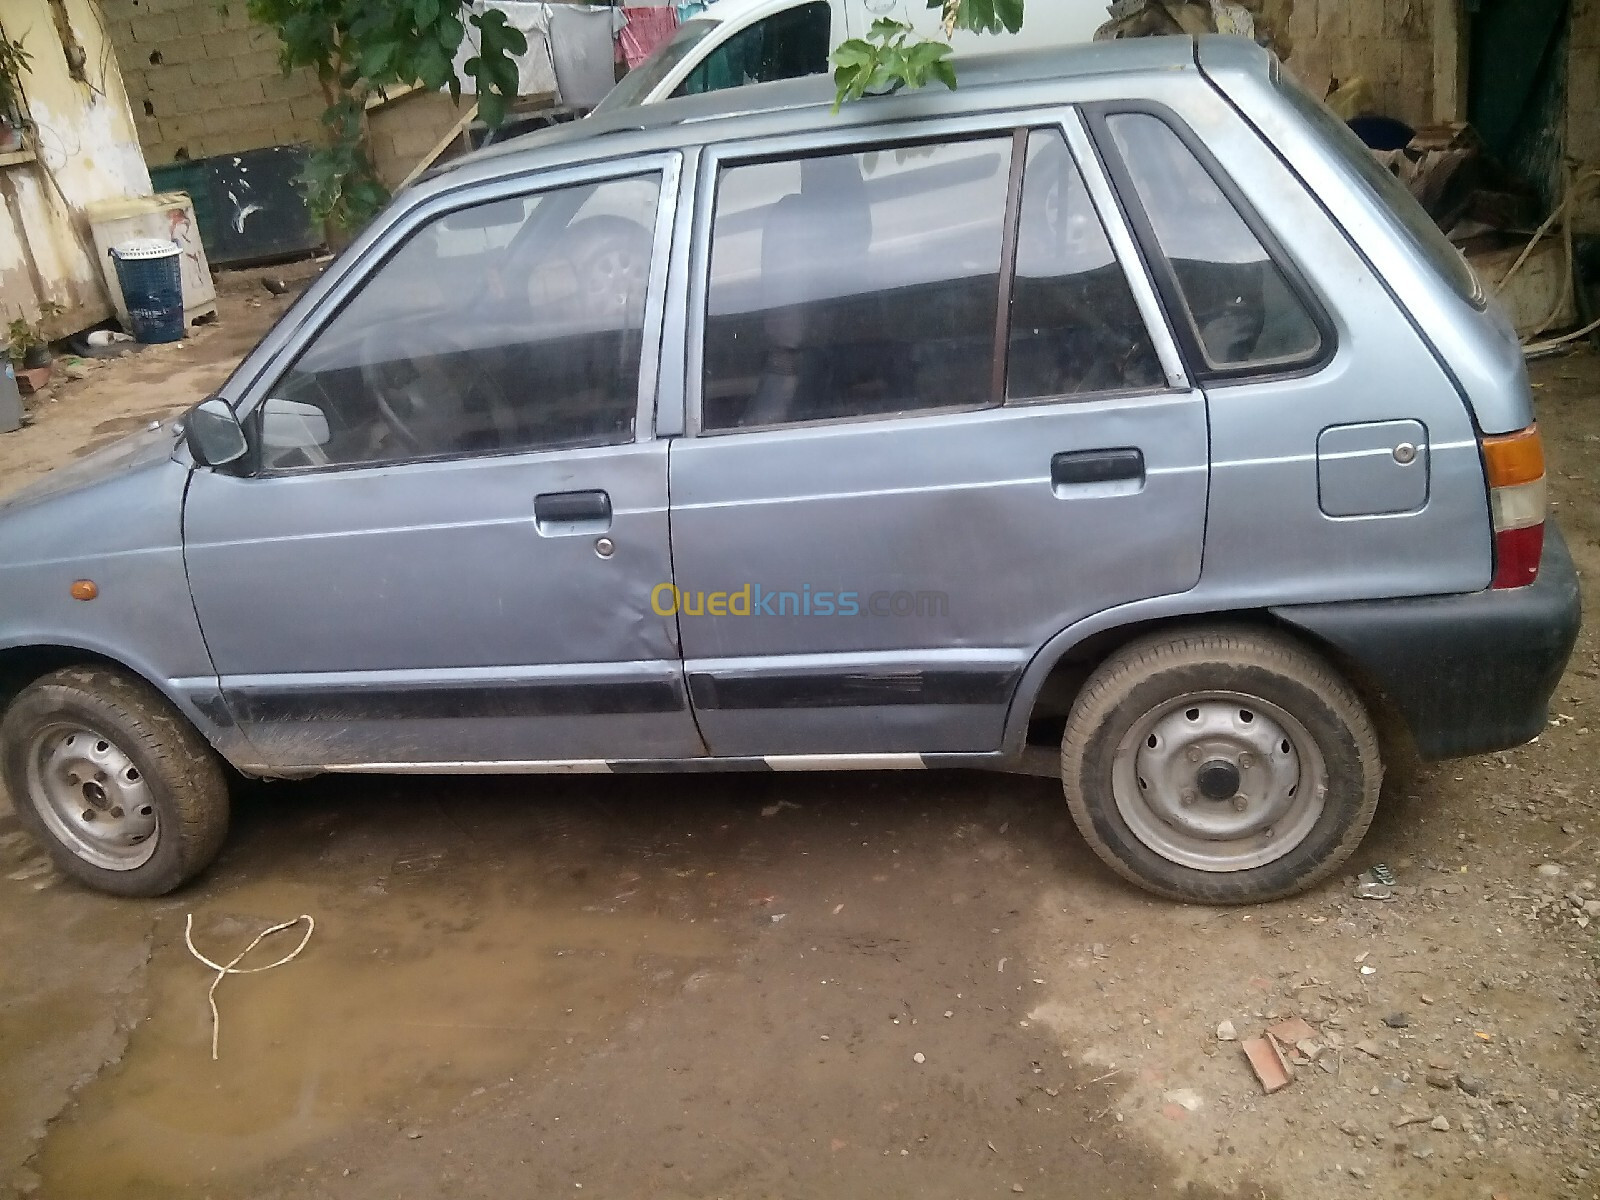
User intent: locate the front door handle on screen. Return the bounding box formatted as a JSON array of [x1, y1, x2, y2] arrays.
[[1051, 448, 1146, 492], [535, 490, 612, 536]]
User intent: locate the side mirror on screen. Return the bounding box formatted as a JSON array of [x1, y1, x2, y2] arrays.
[[184, 396, 248, 468]]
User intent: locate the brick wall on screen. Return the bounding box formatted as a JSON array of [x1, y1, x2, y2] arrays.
[[101, 0, 324, 164], [1284, 0, 1439, 128], [105, 0, 476, 192], [369, 92, 477, 190]]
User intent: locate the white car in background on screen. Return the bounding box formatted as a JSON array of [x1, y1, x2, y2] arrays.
[[592, 0, 1111, 113]]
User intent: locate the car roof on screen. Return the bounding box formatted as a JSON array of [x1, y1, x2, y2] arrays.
[[419, 35, 1270, 198]]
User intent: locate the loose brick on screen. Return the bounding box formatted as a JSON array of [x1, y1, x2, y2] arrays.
[[1242, 1037, 1292, 1094]]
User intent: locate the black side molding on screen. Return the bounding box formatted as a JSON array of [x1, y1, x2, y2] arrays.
[[687, 669, 1018, 712]]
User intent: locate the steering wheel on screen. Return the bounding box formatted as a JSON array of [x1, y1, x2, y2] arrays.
[[357, 324, 521, 454]]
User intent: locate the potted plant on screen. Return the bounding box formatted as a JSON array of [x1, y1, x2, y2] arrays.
[[0, 31, 32, 154], [6, 302, 63, 394]]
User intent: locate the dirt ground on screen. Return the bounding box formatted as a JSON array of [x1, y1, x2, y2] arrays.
[[1, 279, 1597, 1200]]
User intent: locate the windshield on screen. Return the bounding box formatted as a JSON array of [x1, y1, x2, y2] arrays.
[[1275, 72, 1485, 309], [592, 19, 721, 116]]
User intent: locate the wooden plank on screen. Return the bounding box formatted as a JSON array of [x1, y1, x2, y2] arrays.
[[1433, 0, 1470, 124]]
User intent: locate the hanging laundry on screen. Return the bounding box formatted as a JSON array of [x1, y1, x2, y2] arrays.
[[452, 2, 560, 98], [676, 1, 710, 22], [619, 6, 680, 68], [549, 4, 623, 108]]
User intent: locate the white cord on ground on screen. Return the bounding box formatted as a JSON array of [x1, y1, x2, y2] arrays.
[[184, 912, 316, 1061]]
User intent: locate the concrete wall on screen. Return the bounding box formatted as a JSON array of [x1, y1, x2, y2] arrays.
[[100, 0, 324, 165], [0, 0, 153, 334]]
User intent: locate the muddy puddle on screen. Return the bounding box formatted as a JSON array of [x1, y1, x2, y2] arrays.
[[36, 865, 728, 1197]]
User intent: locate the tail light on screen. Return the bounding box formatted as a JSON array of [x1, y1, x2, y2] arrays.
[[1483, 426, 1546, 589]]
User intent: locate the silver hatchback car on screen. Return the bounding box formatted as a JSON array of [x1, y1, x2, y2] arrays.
[[0, 37, 1580, 903]]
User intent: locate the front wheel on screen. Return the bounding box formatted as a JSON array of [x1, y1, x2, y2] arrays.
[[1, 667, 230, 897], [1061, 628, 1382, 904]]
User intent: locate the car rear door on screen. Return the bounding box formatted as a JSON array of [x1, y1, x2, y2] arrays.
[[665, 114, 1210, 759], [183, 158, 707, 771]]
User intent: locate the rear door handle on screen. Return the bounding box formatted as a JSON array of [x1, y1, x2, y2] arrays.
[[534, 490, 612, 535], [1051, 448, 1146, 491]]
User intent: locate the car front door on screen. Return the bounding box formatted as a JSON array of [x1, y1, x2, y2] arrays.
[[183, 160, 706, 771], [666, 116, 1209, 759]]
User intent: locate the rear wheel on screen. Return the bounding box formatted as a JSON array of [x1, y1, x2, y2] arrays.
[[1061, 628, 1381, 904], [1, 667, 230, 897]]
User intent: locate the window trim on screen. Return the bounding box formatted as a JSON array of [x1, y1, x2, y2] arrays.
[[1084, 101, 1337, 386], [990, 128, 1029, 404], [1000, 117, 1187, 408], [232, 153, 682, 477], [686, 110, 1195, 439], [690, 123, 1021, 438]]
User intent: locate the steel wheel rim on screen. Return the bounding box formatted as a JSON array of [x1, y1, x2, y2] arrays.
[[1111, 690, 1328, 873], [25, 723, 159, 871]]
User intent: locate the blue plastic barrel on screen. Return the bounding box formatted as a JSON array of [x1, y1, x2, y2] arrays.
[[110, 239, 185, 344]]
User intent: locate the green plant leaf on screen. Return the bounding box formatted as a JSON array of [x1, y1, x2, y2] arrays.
[[477, 88, 507, 128]]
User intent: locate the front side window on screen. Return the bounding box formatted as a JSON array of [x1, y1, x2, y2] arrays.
[[1009, 129, 1164, 400], [260, 174, 661, 470], [1107, 112, 1322, 373], [675, 3, 833, 98], [702, 137, 1014, 432]]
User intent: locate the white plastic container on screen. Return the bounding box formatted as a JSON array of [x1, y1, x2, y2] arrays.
[[86, 193, 217, 331]]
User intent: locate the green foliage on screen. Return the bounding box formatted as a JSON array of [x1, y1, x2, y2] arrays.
[[932, 0, 1024, 37], [6, 302, 65, 365], [301, 95, 389, 231], [831, 20, 955, 112], [238, 0, 527, 231], [832, 0, 1024, 111], [0, 30, 33, 113]]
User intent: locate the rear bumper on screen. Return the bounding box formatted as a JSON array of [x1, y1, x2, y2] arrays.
[[1270, 523, 1582, 761]]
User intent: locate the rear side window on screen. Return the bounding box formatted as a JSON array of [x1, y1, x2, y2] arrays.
[[675, 2, 832, 98], [1106, 112, 1323, 374], [701, 137, 1013, 431], [1009, 129, 1163, 400]]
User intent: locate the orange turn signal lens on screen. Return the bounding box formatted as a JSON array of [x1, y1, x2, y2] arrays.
[[1482, 426, 1545, 489], [69, 580, 98, 601]]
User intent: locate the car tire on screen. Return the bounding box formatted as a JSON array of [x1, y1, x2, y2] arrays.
[[1, 667, 230, 897], [1060, 628, 1382, 904]]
